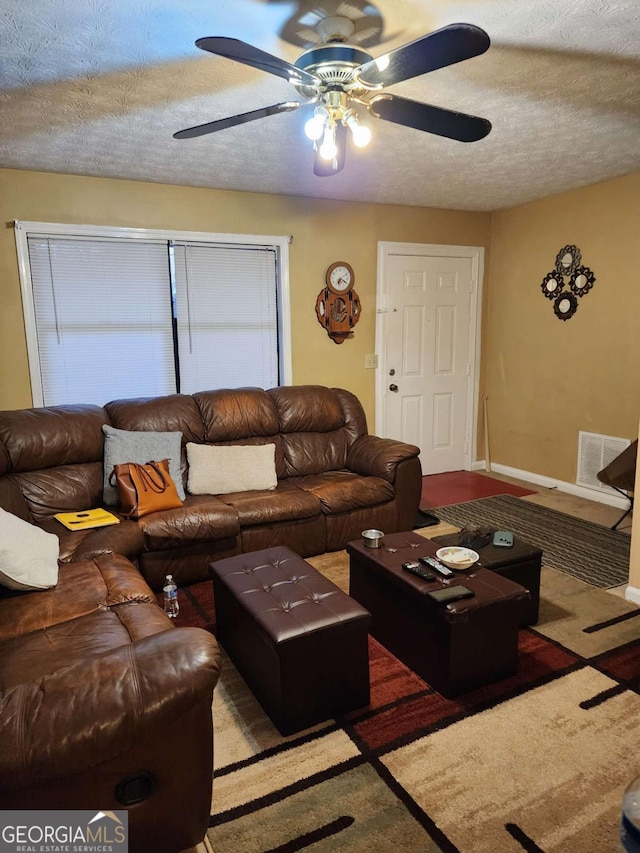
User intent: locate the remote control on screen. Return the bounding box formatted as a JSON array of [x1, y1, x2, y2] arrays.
[[419, 555, 456, 579], [402, 561, 436, 581]]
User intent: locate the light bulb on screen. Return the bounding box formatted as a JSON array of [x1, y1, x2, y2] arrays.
[[304, 114, 325, 142], [319, 125, 337, 160], [346, 114, 372, 148]]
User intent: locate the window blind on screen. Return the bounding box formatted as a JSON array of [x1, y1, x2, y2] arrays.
[[27, 236, 177, 406], [173, 243, 279, 392]]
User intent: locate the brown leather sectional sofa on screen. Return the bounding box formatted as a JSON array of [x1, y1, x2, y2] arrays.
[[0, 384, 421, 852], [0, 553, 222, 853], [0, 384, 422, 590]]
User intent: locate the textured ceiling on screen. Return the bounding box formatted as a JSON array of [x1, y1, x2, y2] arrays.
[[1, 0, 639, 211]]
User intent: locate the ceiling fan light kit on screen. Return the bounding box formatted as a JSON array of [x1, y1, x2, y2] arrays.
[[174, 10, 492, 177]]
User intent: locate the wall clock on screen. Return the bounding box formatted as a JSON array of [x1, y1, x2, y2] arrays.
[[316, 262, 361, 344], [326, 261, 354, 294]]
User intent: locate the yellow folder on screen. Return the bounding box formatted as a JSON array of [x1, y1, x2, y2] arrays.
[[54, 508, 120, 530]]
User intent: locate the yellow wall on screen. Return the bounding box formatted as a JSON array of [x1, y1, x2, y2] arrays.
[[485, 172, 640, 483], [0, 168, 491, 425], [3, 165, 638, 489]]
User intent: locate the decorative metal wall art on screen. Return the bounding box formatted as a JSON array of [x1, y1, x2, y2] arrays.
[[540, 244, 596, 320]]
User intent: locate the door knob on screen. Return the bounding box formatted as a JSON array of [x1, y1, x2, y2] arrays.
[[389, 384, 398, 392]]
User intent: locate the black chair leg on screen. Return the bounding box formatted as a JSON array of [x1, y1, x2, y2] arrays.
[[611, 494, 634, 530]]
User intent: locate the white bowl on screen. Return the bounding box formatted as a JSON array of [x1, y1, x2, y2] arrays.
[[435, 546, 479, 570]]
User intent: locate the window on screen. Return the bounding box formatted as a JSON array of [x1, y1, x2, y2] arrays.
[[173, 243, 279, 393], [15, 222, 291, 407]]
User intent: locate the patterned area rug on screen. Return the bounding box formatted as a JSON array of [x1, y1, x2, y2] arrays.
[[433, 494, 631, 588], [172, 545, 640, 852]]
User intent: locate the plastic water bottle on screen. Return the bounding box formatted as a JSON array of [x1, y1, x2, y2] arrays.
[[163, 574, 179, 619], [620, 774, 640, 851]]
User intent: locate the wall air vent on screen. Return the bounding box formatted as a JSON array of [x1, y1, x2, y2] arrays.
[[577, 431, 630, 492]]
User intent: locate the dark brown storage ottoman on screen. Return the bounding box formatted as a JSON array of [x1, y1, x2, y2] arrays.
[[210, 545, 372, 735], [434, 532, 542, 625]]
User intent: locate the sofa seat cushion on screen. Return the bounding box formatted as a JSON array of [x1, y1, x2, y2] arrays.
[[0, 602, 171, 691], [291, 471, 395, 515], [38, 516, 144, 563], [0, 553, 154, 642], [218, 481, 321, 527], [137, 495, 240, 552]]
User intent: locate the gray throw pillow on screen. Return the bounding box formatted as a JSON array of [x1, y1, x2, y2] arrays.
[[102, 424, 185, 506]]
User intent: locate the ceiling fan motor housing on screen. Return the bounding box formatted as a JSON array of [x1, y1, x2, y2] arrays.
[[293, 43, 373, 97]]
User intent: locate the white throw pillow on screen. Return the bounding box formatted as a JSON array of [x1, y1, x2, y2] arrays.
[[186, 443, 277, 495], [0, 508, 59, 591]]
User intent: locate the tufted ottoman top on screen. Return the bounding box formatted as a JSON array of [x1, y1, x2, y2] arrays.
[[210, 545, 370, 645]]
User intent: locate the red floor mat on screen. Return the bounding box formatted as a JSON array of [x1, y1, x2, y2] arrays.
[[421, 470, 535, 508]]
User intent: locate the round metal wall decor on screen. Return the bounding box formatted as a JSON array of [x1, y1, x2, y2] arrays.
[[541, 245, 595, 321], [541, 271, 562, 300], [569, 265, 595, 297], [553, 291, 578, 321], [555, 245, 581, 276]]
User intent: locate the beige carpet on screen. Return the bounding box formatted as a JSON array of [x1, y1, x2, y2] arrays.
[[204, 541, 640, 852], [383, 667, 640, 853]]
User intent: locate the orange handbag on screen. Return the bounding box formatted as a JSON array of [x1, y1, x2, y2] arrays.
[[109, 459, 183, 519]]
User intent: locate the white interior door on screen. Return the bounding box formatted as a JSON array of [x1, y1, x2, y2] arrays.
[[376, 243, 482, 474]]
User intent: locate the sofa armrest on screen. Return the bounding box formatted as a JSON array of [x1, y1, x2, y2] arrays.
[[0, 627, 221, 792], [347, 434, 420, 483]]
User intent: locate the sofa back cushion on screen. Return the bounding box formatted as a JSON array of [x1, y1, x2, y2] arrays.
[[0, 405, 108, 520], [0, 441, 32, 521], [269, 386, 364, 477], [194, 389, 286, 478], [195, 388, 279, 440], [105, 394, 205, 443], [0, 477, 32, 521]]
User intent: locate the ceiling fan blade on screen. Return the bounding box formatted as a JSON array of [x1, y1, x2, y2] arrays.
[[173, 101, 300, 140], [196, 37, 319, 87], [313, 123, 347, 177], [369, 94, 491, 142], [355, 23, 490, 88]]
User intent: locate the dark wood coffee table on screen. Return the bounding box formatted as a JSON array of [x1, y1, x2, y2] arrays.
[[433, 532, 542, 625], [347, 530, 530, 698]]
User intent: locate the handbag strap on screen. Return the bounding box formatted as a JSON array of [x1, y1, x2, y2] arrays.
[[129, 461, 169, 494]]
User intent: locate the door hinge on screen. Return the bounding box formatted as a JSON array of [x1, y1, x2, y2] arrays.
[[466, 363, 471, 376]]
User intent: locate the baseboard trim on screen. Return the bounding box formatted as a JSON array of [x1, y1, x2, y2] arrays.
[[625, 585, 640, 605], [472, 461, 629, 510]]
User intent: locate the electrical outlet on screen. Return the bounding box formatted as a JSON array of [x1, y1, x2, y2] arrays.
[[365, 354, 378, 369]]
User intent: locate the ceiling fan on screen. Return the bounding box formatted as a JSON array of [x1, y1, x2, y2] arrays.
[[174, 14, 492, 177]]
